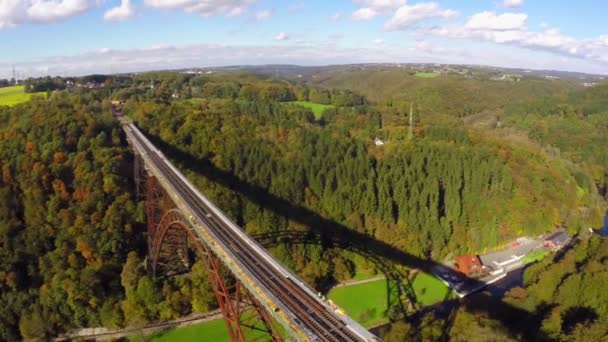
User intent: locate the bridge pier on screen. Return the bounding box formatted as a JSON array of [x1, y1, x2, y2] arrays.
[[134, 154, 147, 200]]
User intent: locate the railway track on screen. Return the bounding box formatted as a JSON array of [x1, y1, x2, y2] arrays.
[[126, 123, 370, 342]]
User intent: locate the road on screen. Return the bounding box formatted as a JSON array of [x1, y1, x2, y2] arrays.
[[123, 120, 378, 342]]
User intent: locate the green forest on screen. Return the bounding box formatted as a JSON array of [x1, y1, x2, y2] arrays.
[[0, 69, 606, 341]]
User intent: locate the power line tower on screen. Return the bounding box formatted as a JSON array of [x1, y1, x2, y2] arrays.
[[11, 65, 16, 84], [408, 102, 414, 141]]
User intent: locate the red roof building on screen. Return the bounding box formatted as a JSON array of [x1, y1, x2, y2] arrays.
[[454, 255, 483, 277]]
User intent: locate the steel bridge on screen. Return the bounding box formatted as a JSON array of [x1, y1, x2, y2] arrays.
[[118, 112, 380, 342]]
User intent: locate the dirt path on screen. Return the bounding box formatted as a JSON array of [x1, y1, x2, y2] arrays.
[[332, 275, 385, 288], [55, 310, 224, 341]]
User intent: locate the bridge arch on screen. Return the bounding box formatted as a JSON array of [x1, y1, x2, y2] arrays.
[[146, 198, 282, 341], [149, 208, 200, 277]]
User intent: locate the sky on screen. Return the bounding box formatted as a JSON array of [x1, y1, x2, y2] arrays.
[[1, 0, 607, 78]]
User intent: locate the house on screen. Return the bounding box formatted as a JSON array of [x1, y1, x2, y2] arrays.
[[543, 231, 569, 250], [454, 255, 483, 277]]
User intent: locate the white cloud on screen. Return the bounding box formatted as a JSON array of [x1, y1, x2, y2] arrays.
[[352, 7, 378, 20], [288, 2, 303, 12], [104, 0, 135, 22], [384, 2, 457, 30], [331, 12, 343, 21], [430, 12, 608, 65], [465, 11, 527, 31], [0, 0, 29, 28], [351, 0, 457, 28], [255, 9, 272, 21], [409, 40, 452, 55], [0, 0, 255, 28], [352, 0, 405, 20], [0, 0, 94, 27], [143, 0, 255, 17], [274, 32, 289, 41], [27, 0, 92, 22], [503, 0, 523, 8], [372, 38, 384, 45]]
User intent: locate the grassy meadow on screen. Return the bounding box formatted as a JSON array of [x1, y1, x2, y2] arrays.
[[138, 319, 229, 342], [411, 272, 450, 306], [328, 279, 389, 327], [414, 72, 440, 78], [0, 86, 44, 106], [138, 274, 450, 340], [288, 101, 334, 120], [131, 312, 281, 342]]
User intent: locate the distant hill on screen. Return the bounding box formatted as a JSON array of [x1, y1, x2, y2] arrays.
[[180, 63, 606, 83]]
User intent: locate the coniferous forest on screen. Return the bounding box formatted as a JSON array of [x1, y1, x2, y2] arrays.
[[1, 69, 607, 340]]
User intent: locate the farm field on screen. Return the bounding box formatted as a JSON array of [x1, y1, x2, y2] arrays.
[[414, 72, 440, 78], [287, 101, 334, 120], [0, 86, 44, 106]]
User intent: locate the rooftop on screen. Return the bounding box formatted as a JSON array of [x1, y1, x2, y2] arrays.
[[454, 254, 482, 276]]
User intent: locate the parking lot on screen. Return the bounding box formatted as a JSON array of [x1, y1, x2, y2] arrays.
[[479, 237, 543, 273]]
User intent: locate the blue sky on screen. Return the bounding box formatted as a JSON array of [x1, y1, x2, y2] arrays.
[[1, 0, 607, 78]]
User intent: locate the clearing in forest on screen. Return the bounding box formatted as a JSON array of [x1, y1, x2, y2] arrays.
[[415, 72, 440, 78], [288, 101, 334, 120], [0, 86, 44, 106]]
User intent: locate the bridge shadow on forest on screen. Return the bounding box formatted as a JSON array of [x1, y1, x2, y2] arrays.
[[142, 131, 549, 341]]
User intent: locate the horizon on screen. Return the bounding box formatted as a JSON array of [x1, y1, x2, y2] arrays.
[[1, 1, 608, 78], [4, 61, 608, 81]]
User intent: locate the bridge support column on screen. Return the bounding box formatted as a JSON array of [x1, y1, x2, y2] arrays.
[[235, 280, 283, 342], [134, 154, 146, 199]]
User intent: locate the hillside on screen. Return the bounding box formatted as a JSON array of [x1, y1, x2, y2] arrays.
[[0, 71, 606, 340]]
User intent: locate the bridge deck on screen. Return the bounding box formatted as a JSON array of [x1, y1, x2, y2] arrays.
[[121, 119, 379, 342]]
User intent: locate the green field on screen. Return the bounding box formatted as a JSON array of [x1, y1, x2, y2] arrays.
[[415, 72, 440, 78], [132, 313, 280, 342], [130, 319, 229, 342], [411, 272, 450, 306], [0, 86, 43, 106], [328, 280, 388, 327], [132, 275, 450, 340], [288, 101, 334, 120], [523, 249, 551, 264], [352, 268, 381, 281]]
